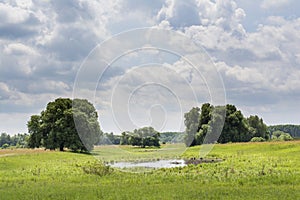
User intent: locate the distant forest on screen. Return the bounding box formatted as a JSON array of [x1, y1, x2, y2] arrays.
[[268, 125, 300, 138]]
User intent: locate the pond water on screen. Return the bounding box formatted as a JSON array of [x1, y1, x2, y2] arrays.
[[110, 159, 186, 169]]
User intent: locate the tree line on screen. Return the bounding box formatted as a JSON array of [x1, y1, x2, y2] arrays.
[[268, 125, 300, 138], [97, 131, 183, 146], [0, 133, 29, 149], [96, 127, 161, 148]]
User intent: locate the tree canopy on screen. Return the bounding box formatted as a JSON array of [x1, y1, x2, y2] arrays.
[[27, 98, 102, 152], [184, 103, 268, 146], [120, 127, 160, 148]]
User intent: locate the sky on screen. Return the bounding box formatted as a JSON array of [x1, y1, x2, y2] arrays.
[[0, 0, 300, 135]]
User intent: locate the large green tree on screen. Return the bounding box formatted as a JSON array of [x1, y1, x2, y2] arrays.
[[27, 98, 102, 152], [184, 103, 268, 146], [218, 105, 250, 143]]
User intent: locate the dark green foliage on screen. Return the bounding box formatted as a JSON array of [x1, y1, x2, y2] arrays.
[[268, 125, 300, 138], [247, 115, 268, 139], [120, 127, 160, 148], [219, 106, 251, 143], [184, 103, 268, 146], [199, 103, 213, 126], [27, 115, 42, 148], [27, 98, 102, 152]]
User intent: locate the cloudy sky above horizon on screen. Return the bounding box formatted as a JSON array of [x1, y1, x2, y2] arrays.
[[1, 0, 300, 135]]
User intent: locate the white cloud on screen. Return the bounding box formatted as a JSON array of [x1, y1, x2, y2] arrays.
[[0, 82, 11, 100], [0, 2, 30, 23], [157, 0, 201, 28], [261, 0, 291, 9], [27, 80, 71, 94], [4, 43, 37, 55], [217, 62, 266, 87]]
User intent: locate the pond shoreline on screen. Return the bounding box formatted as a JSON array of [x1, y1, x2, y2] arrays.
[[109, 157, 223, 169]]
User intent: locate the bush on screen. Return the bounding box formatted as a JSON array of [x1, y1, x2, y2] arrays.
[[1, 143, 9, 149], [271, 131, 293, 141], [250, 137, 265, 142], [278, 133, 293, 141], [81, 161, 113, 176]]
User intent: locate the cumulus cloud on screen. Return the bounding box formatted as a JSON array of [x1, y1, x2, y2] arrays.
[[0, 0, 300, 134], [157, 0, 201, 28]]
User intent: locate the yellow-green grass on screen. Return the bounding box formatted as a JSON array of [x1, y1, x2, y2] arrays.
[[1, 141, 300, 199]]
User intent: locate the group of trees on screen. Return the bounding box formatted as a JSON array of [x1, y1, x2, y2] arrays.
[[184, 103, 269, 146], [22, 98, 298, 152], [27, 98, 102, 152], [120, 127, 160, 148], [0, 133, 28, 149]]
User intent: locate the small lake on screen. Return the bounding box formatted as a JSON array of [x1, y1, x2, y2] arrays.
[[110, 159, 186, 169]]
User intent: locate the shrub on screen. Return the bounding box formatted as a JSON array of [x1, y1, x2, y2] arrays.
[[81, 161, 113, 176], [250, 137, 265, 142], [1, 143, 9, 149], [271, 131, 293, 141], [278, 133, 293, 141]]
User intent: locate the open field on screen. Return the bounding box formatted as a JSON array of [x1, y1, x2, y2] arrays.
[[1, 141, 300, 199]]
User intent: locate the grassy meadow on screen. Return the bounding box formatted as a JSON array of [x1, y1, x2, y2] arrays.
[[1, 141, 300, 199]]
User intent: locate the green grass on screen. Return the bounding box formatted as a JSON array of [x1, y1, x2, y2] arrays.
[[1, 141, 300, 199], [92, 143, 186, 162]]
